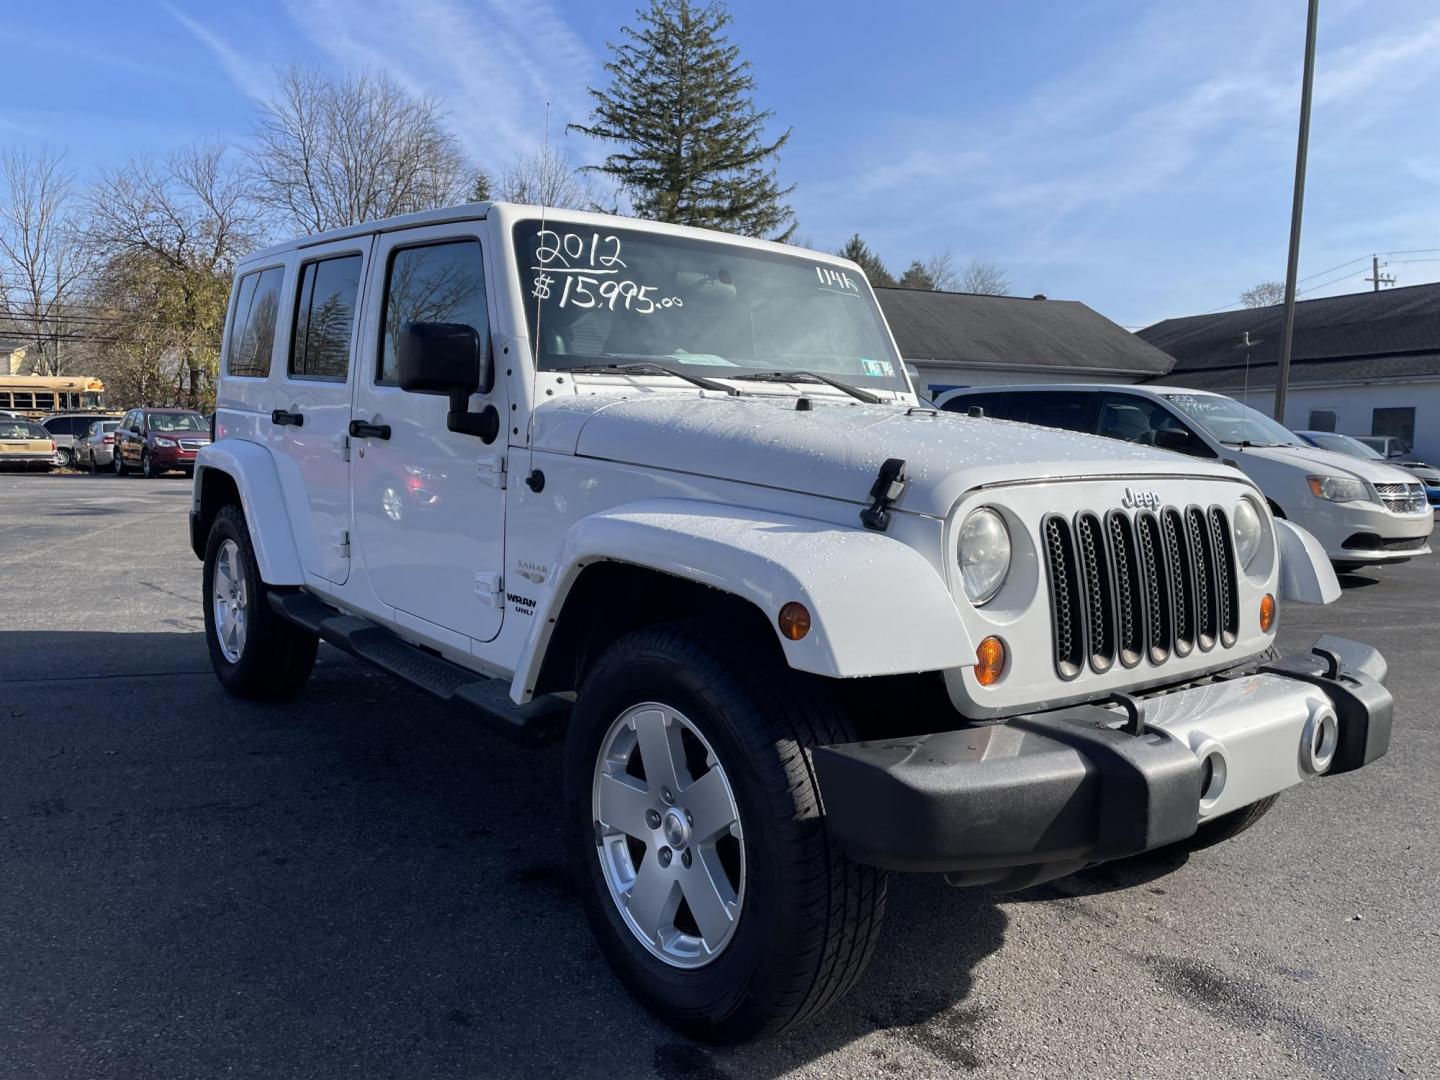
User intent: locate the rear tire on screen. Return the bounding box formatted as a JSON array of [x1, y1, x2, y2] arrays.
[[565, 621, 886, 1043], [202, 505, 318, 699]]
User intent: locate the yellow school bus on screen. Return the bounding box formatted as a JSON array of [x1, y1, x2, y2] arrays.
[[0, 374, 107, 418]]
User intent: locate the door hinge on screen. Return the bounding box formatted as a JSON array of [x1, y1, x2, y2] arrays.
[[477, 452, 506, 489], [334, 433, 351, 462], [332, 529, 351, 557], [474, 571, 503, 608]]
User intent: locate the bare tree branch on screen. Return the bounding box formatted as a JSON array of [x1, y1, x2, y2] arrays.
[[0, 149, 94, 375], [248, 67, 474, 232], [958, 259, 1011, 296]]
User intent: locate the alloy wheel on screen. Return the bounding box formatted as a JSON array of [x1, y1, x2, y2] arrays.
[[211, 539, 249, 663], [592, 702, 745, 969]]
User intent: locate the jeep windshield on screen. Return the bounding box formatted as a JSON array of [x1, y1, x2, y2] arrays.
[[1163, 393, 1297, 447], [512, 219, 908, 394]]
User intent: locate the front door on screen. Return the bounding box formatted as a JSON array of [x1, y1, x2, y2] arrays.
[[270, 237, 371, 585], [351, 225, 506, 644]]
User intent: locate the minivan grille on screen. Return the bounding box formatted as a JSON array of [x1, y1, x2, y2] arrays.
[[1374, 481, 1427, 514], [1043, 504, 1240, 679]]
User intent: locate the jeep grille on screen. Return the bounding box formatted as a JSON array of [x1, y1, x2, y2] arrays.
[[1042, 504, 1240, 680]]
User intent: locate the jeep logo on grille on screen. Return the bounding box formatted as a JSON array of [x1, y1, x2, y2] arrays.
[[1121, 487, 1161, 511]]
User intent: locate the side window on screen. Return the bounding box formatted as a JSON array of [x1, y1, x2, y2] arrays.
[[379, 239, 488, 385], [290, 254, 363, 381], [1308, 409, 1336, 432], [1023, 392, 1098, 434], [944, 392, 1003, 417], [228, 267, 285, 378]]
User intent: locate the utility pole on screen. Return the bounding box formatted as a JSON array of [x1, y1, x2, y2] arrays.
[[1274, 0, 1319, 424], [1365, 254, 1395, 291]]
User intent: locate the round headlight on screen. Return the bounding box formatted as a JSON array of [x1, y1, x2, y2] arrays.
[[1232, 496, 1263, 569], [958, 507, 1012, 605]]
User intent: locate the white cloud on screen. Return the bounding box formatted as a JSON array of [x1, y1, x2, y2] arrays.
[[161, 4, 275, 100], [281, 0, 597, 166]]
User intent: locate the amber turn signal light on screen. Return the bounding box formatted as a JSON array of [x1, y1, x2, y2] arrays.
[[1259, 593, 1276, 633], [778, 602, 811, 641], [975, 635, 1006, 686]]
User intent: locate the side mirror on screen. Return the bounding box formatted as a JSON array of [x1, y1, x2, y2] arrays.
[[1153, 428, 1196, 454], [396, 321, 498, 443]]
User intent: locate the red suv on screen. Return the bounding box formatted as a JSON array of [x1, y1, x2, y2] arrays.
[[114, 408, 211, 478]]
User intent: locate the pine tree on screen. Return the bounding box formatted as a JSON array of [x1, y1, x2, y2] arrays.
[[837, 234, 895, 287], [898, 260, 937, 290], [570, 0, 795, 240]]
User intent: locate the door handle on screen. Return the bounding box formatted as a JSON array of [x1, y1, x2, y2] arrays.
[[271, 409, 304, 427], [348, 420, 391, 440]]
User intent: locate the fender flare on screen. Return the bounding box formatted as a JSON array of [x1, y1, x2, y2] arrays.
[[193, 441, 305, 585], [1275, 518, 1340, 604], [511, 498, 973, 702]]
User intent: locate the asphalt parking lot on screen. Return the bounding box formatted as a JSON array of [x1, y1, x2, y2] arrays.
[[2, 473, 1437, 1079]]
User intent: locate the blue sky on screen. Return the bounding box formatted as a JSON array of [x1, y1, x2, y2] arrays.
[[4, 0, 1438, 328]]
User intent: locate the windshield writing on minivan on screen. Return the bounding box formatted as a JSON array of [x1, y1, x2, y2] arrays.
[[512, 220, 907, 392], [1164, 394, 1296, 446]]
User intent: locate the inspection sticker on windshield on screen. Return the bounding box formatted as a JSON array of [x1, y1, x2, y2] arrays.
[[861, 358, 894, 378]]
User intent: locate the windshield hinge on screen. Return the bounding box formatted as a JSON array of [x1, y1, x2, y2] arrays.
[[860, 458, 907, 532], [477, 451, 506, 489], [334, 433, 351, 462], [332, 529, 351, 557]]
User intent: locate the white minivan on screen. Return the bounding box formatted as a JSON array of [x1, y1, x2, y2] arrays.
[[935, 384, 1434, 570]]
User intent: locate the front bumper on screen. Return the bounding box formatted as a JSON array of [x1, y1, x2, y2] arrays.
[[814, 636, 1391, 889], [150, 445, 200, 466], [1302, 500, 1433, 563]]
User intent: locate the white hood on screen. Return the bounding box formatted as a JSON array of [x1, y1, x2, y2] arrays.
[[535, 393, 1249, 518], [1237, 443, 1421, 486]]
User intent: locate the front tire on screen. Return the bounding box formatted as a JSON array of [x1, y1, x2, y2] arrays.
[[202, 505, 318, 699], [113, 450, 127, 476], [565, 621, 886, 1043], [141, 450, 159, 479]]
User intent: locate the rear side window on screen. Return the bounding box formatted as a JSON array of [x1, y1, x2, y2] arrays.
[[227, 267, 285, 378], [290, 254, 363, 381], [379, 240, 488, 385]]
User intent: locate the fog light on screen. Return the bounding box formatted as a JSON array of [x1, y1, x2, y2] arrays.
[[974, 635, 1006, 686], [1259, 593, 1276, 633], [777, 602, 811, 641]]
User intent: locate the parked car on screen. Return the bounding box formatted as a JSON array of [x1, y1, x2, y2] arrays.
[[113, 408, 211, 478], [0, 418, 56, 471], [935, 384, 1434, 571], [74, 418, 123, 472], [39, 413, 115, 467], [189, 203, 1395, 1042], [1296, 430, 1440, 507], [1355, 435, 1416, 460]]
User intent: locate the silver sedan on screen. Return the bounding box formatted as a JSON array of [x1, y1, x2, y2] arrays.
[[75, 419, 122, 472]]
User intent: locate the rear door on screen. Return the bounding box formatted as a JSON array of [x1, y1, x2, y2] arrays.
[[269, 237, 372, 585], [350, 224, 506, 644]]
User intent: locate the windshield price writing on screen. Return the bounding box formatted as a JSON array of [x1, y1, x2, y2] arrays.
[[530, 228, 682, 313]]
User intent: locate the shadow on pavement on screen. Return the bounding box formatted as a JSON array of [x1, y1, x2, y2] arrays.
[[0, 629, 1007, 1079]]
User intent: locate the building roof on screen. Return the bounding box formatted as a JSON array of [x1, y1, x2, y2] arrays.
[[1138, 281, 1440, 388], [874, 287, 1175, 377]]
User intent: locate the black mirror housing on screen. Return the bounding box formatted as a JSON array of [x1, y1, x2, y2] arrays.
[[397, 322, 493, 396], [396, 321, 499, 444], [1153, 428, 1193, 453]]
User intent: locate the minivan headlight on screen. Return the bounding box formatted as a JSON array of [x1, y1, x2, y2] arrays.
[[1307, 475, 1366, 503], [958, 508, 1011, 605], [1232, 496, 1263, 569]]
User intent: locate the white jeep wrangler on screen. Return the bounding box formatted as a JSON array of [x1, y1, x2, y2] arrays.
[[192, 203, 1392, 1042]]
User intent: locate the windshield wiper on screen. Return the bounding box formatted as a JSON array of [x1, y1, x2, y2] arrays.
[[728, 370, 882, 404], [560, 360, 739, 396]]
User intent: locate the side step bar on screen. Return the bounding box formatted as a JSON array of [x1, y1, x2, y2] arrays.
[[268, 591, 570, 746]]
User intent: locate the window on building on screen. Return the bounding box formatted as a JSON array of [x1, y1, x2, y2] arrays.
[[1308, 409, 1336, 432], [1372, 407, 1415, 450], [227, 266, 285, 378], [379, 240, 489, 385], [291, 255, 363, 381]]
